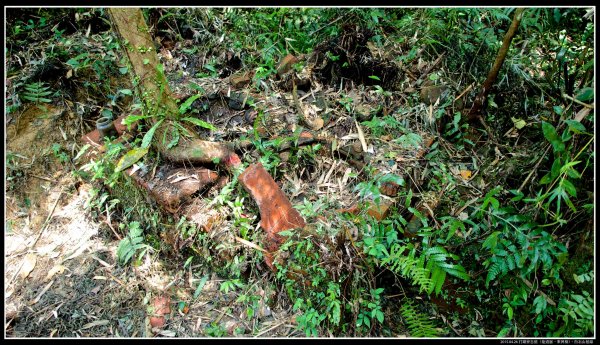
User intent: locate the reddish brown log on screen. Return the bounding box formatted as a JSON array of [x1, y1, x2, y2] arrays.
[[238, 163, 306, 269], [126, 166, 218, 212]]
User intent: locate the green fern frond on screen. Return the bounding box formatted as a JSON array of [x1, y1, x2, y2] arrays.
[[117, 221, 148, 265], [21, 81, 53, 103], [573, 270, 594, 284], [400, 300, 440, 337]]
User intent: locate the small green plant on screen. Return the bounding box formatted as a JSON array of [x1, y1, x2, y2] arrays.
[[355, 172, 404, 205], [51, 143, 70, 164], [356, 288, 385, 331], [21, 81, 54, 104], [116, 221, 150, 265], [554, 290, 594, 336], [219, 279, 244, 294], [204, 322, 228, 337]]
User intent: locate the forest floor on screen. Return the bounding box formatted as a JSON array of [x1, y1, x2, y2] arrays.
[[4, 26, 444, 338], [5, 8, 594, 339]]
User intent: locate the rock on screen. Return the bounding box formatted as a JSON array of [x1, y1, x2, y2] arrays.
[[307, 117, 324, 131], [355, 103, 379, 122], [367, 199, 394, 221], [228, 92, 245, 110], [380, 180, 401, 197], [238, 163, 305, 270], [351, 141, 363, 154]]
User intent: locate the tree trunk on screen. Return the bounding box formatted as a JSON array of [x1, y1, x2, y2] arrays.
[[108, 8, 240, 169], [108, 8, 179, 119], [468, 8, 525, 121]]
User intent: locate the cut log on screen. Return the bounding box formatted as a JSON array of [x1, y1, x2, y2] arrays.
[[238, 163, 306, 269]]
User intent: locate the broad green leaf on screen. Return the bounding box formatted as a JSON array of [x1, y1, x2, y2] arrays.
[[119, 66, 129, 74], [553, 106, 563, 115], [445, 267, 470, 281], [561, 179, 577, 197], [178, 94, 202, 114], [560, 160, 581, 173], [182, 117, 217, 131], [575, 87, 593, 102], [122, 114, 149, 126], [141, 119, 163, 149], [511, 117, 527, 129], [166, 126, 180, 149], [115, 147, 149, 172], [482, 231, 501, 250], [189, 82, 205, 92], [497, 327, 511, 337], [542, 121, 565, 153], [119, 89, 133, 95], [74, 144, 91, 161], [565, 120, 586, 133]]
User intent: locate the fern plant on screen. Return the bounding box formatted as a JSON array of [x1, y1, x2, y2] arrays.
[[117, 221, 150, 265], [400, 299, 440, 337], [555, 290, 594, 337], [382, 243, 469, 295], [382, 243, 432, 293], [21, 81, 53, 103]]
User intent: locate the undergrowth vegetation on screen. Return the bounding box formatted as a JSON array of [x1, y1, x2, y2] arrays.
[[5, 7, 593, 338]]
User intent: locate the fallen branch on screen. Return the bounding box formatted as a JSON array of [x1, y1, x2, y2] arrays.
[[562, 93, 594, 109], [410, 52, 446, 88], [520, 277, 556, 307], [518, 144, 551, 193], [30, 189, 64, 250]]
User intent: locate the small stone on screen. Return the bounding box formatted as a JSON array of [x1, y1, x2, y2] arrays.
[[367, 199, 393, 221], [228, 95, 244, 110], [307, 117, 324, 131], [351, 141, 363, 154]]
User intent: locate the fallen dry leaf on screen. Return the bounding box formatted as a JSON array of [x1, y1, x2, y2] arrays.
[[574, 107, 591, 123], [355, 120, 368, 152], [80, 319, 110, 330], [460, 170, 472, 180], [20, 253, 37, 280], [45, 264, 67, 281]]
